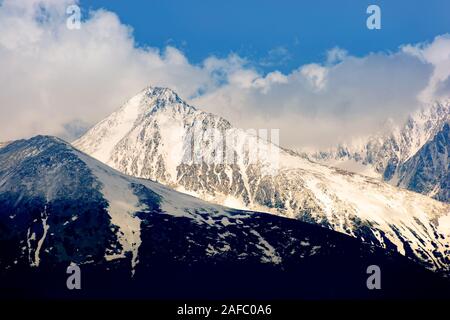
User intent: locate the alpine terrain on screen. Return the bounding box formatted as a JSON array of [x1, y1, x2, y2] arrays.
[[308, 101, 450, 202], [73, 87, 450, 276], [3, 136, 449, 299]]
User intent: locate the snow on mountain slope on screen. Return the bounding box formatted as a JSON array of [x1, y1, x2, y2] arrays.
[[3, 136, 450, 299], [73, 87, 450, 274], [0, 135, 250, 275], [396, 123, 449, 202], [308, 101, 450, 200]]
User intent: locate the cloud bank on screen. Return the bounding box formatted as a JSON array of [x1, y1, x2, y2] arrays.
[[0, 0, 449, 149]]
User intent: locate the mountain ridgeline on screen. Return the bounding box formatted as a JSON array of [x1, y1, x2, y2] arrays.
[[396, 122, 449, 202], [73, 87, 450, 276], [2, 136, 450, 299], [309, 101, 450, 202]]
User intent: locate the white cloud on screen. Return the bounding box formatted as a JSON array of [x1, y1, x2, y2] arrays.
[[0, 0, 448, 151], [326, 47, 348, 64], [299, 64, 328, 92], [260, 46, 292, 67], [192, 51, 433, 149], [402, 34, 450, 102], [0, 0, 219, 141]]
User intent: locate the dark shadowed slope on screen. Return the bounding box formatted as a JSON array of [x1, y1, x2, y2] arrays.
[[1, 136, 449, 299], [397, 123, 449, 202]]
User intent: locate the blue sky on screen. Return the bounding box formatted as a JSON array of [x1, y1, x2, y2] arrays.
[[1, 0, 450, 147], [80, 0, 450, 73]]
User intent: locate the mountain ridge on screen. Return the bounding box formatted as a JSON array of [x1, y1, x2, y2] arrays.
[[2, 135, 450, 299], [307, 100, 450, 201], [397, 122, 449, 202], [73, 86, 450, 275]]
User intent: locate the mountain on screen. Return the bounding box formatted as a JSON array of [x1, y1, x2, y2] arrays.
[[0, 142, 9, 149], [396, 123, 449, 202], [73, 87, 450, 276], [3, 136, 450, 299], [308, 101, 450, 202]]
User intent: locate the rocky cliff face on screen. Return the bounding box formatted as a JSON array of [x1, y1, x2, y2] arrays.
[[396, 123, 449, 202]]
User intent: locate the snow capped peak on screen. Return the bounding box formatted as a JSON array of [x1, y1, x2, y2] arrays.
[[307, 99, 450, 177], [112, 86, 196, 123], [0, 135, 69, 156], [135, 86, 196, 115], [74, 87, 450, 275], [141, 86, 183, 103], [73, 86, 202, 163]]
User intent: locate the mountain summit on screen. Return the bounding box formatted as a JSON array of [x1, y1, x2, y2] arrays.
[[74, 87, 450, 275]]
